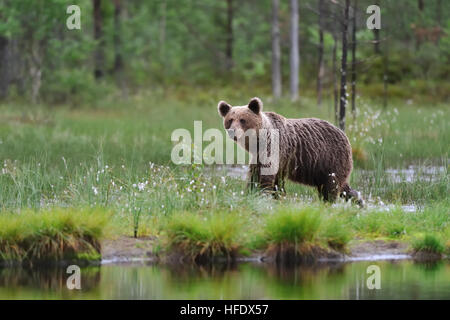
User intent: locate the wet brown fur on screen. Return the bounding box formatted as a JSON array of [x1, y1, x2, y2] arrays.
[[218, 97, 363, 205]]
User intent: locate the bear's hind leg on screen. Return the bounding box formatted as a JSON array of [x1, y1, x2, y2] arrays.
[[318, 176, 339, 203]]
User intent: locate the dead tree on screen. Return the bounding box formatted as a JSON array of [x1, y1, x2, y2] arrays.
[[332, 32, 338, 124], [351, 0, 357, 115], [271, 0, 282, 99], [93, 0, 104, 79], [317, 0, 324, 107], [225, 0, 234, 71], [289, 0, 300, 101], [0, 36, 9, 99], [339, 0, 350, 131], [113, 0, 123, 75]]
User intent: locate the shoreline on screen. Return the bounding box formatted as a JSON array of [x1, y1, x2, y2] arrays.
[[100, 236, 447, 266]]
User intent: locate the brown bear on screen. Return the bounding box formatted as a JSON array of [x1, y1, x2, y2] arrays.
[[218, 97, 363, 206]]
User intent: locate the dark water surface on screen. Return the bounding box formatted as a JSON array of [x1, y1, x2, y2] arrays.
[[0, 260, 449, 299]]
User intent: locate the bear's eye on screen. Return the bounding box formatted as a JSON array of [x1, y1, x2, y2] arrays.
[[227, 119, 233, 126], [240, 119, 246, 125]]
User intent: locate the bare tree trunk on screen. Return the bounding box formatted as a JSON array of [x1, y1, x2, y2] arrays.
[[29, 39, 43, 104], [271, 0, 282, 99], [113, 0, 123, 75], [373, 0, 380, 54], [418, 0, 424, 11], [383, 24, 389, 108], [289, 0, 299, 102], [225, 0, 234, 71], [332, 32, 338, 124], [317, 0, 324, 107], [0, 36, 9, 99], [93, 0, 104, 79], [351, 0, 357, 115], [159, 0, 167, 63], [339, 0, 350, 131]]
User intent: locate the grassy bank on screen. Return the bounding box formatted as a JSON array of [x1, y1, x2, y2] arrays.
[[0, 208, 110, 264], [156, 203, 449, 262]]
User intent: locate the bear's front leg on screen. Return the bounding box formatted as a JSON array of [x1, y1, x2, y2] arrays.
[[258, 167, 278, 197]]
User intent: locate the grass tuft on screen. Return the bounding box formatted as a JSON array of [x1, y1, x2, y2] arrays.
[[259, 207, 335, 263], [163, 212, 244, 263], [412, 234, 445, 256], [0, 208, 110, 264], [321, 217, 352, 251]]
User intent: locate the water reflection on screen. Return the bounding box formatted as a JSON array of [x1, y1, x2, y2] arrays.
[[0, 260, 448, 299]]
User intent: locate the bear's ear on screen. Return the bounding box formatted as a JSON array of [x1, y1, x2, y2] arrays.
[[218, 101, 231, 117], [248, 97, 263, 114]]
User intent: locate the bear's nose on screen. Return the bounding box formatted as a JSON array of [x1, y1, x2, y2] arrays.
[[227, 129, 235, 139]]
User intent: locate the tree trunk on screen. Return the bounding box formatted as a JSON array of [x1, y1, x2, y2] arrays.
[[418, 0, 424, 11], [317, 0, 324, 107], [339, 0, 350, 131], [351, 0, 357, 115], [383, 22, 389, 108], [289, 0, 299, 102], [271, 0, 282, 99], [93, 0, 104, 79], [225, 0, 233, 71], [0, 36, 9, 99], [113, 0, 123, 75], [159, 0, 167, 62], [29, 39, 43, 104], [332, 33, 338, 124], [373, 1, 380, 54]]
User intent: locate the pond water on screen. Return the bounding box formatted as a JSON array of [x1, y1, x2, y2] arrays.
[[0, 260, 449, 299]]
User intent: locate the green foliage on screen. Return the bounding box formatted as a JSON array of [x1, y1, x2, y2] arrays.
[[0, 0, 449, 104], [412, 234, 445, 255], [263, 207, 322, 245], [0, 207, 110, 263], [162, 212, 245, 262], [321, 216, 352, 250]]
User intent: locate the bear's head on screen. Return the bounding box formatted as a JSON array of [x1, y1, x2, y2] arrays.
[[217, 97, 264, 143]]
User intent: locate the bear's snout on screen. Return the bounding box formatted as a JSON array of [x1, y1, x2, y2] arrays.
[[227, 128, 235, 138]]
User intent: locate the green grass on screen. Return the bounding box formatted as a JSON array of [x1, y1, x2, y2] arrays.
[[262, 207, 322, 245], [161, 212, 245, 262], [0, 208, 110, 264], [0, 89, 448, 262], [255, 207, 351, 260], [412, 234, 445, 255]]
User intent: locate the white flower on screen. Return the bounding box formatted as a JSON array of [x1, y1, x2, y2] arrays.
[[92, 186, 98, 195]]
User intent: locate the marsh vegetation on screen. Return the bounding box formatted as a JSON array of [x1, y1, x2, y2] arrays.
[[0, 93, 448, 262]]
